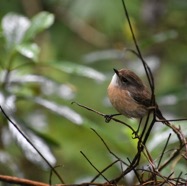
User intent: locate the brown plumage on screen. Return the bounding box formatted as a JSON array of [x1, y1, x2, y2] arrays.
[[108, 68, 179, 141], [108, 68, 152, 118]]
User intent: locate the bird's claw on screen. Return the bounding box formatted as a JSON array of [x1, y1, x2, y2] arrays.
[[132, 130, 139, 139], [104, 115, 113, 123]]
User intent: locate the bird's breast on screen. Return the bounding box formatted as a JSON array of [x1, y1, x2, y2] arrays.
[[107, 84, 148, 118]]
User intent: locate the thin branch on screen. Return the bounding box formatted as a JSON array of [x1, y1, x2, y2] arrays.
[[0, 174, 117, 186], [157, 133, 171, 169], [121, 0, 154, 91], [158, 143, 185, 172], [91, 128, 128, 166], [0, 175, 48, 186], [159, 172, 174, 186], [49, 165, 63, 185], [0, 105, 64, 184], [72, 101, 137, 134], [90, 159, 119, 183], [80, 151, 109, 182], [109, 148, 142, 184], [126, 158, 142, 184], [176, 172, 183, 186]]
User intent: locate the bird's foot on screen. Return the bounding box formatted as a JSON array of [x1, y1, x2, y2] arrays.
[[132, 130, 139, 139], [132, 118, 142, 139], [104, 115, 113, 123], [104, 113, 121, 123]]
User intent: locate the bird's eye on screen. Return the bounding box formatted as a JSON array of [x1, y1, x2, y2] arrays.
[[121, 77, 128, 83]]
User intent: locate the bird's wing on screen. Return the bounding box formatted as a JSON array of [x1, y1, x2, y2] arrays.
[[131, 88, 152, 107], [133, 94, 151, 107]]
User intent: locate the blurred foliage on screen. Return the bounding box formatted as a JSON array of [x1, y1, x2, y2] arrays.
[[0, 0, 186, 185]]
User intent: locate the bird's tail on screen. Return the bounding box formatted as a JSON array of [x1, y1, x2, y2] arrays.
[[155, 108, 171, 127]]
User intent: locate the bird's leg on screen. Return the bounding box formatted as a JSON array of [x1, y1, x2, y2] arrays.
[[147, 105, 157, 112], [104, 113, 121, 123], [132, 118, 142, 138], [137, 118, 142, 134]]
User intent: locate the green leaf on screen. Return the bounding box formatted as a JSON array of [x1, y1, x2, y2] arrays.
[[1, 13, 30, 50], [24, 11, 54, 41], [27, 127, 60, 148], [8, 121, 56, 168], [53, 61, 106, 82], [33, 96, 83, 125], [16, 43, 40, 62]]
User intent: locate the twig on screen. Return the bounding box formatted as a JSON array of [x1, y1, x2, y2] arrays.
[[72, 101, 137, 134], [159, 172, 174, 186], [126, 158, 142, 184], [157, 133, 171, 169], [0, 105, 64, 184], [109, 148, 142, 184], [0, 174, 116, 186], [121, 0, 154, 92], [176, 172, 183, 186], [158, 143, 185, 172], [91, 128, 128, 166], [50, 165, 64, 185], [0, 175, 48, 186], [90, 159, 119, 183], [80, 151, 109, 182]]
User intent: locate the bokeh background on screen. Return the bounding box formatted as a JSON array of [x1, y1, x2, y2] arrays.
[[0, 0, 187, 185]]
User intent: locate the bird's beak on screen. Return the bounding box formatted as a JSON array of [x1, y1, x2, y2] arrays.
[[113, 68, 119, 77]]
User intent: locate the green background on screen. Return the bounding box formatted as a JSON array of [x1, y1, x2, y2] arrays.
[[0, 0, 186, 185]]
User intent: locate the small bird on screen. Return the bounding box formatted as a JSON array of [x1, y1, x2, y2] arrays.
[[107, 68, 186, 161], [107, 68, 164, 122]]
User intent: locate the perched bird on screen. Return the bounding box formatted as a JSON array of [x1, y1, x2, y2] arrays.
[[107, 68, 186, 174], [107, 68, 165, 122]]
